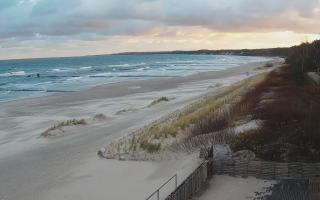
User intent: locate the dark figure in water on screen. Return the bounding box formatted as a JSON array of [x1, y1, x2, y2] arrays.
[[36, 73, 40, 78]]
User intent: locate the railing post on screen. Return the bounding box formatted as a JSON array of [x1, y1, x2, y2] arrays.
[[157, 190, 159, 200], [175, 174, 178, 189]]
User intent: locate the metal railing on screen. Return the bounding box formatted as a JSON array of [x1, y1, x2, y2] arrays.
[[146, 174, 178, 200], [165, 161, 210, 200]]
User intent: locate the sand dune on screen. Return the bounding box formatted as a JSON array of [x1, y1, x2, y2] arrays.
[[0, 59, 283, 200]]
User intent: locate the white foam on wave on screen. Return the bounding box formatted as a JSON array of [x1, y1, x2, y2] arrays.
[[0, 71, 28, 77], [109, 62, 146, 68], [109, 64, 130, 68], [48, 68, 75, 73], [136, 68, 145, 71], [92, 72, 112, 77], [66, 77, 82, 81], [80, 66, 93, 70]]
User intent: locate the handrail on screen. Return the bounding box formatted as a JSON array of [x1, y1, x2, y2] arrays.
[[146, 174, 178, 200]]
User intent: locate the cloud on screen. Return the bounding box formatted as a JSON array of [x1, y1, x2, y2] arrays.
[[0, 0, 320, 59], [1, 0, 320, 39]]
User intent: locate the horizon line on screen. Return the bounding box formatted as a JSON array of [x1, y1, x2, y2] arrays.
[[0, 45, 296, 62]]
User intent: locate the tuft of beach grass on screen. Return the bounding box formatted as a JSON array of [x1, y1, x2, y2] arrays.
[[41, 119, 87, 137], [149, 96, 170, 107]]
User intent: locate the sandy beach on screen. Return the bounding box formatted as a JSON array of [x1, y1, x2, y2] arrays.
[[0, 58, 283, 200], [196, 175, 275, 200]]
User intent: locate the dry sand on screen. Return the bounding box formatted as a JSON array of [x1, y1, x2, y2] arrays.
[[196, 175, 276, 200], [0, 58, 283, 200]]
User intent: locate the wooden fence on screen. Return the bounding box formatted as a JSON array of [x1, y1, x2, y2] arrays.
[[213, 159, 320, 180], [165, 161, 213, 200], [146, 159, 320, 200], [263, 180, 320, 200], [168, 130, 234, 153]]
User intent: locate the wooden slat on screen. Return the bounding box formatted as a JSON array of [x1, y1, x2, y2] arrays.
[[212, 159, 320, 181]]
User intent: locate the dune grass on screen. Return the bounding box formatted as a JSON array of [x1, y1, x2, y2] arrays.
[[93, 113, 107, 120], [42, 119, 87, 137], [264, 62, 274, 68], [140, 141, 161, 154], [144, 74, 266, 139], [230, 66, 320, 162], [149, 96, 170, 107], [106, 73, 267, 157]]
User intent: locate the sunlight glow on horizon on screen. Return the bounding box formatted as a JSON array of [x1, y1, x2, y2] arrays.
[[1, 0, 320, 60], [1, 30, 319, 60]]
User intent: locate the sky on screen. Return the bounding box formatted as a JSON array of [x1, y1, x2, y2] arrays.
[[0, 0, 320, 60]]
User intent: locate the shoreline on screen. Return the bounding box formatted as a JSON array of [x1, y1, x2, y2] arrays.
[[0, 58, 283, 200], [0, 59, 278, 106]]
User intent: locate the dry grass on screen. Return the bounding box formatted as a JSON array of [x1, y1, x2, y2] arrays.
[[264, 62, 274, 68], [149, 96, 170, 107], [105, 73, 267, 157], [93, 113, 107, 120], [144, 74, 266, 138], [41, 119, 87, 137], [230, 66, 320, 162], [140, 141, 161, 153]]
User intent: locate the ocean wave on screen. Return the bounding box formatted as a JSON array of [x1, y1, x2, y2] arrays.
[[47, 68, 75, 73], [89, 72, 114, 78], [136, 68, 145, 71], [79, 66, 93, 70], [164, 68, 220, 71], [0, 55, 272, 102], [109, 62, 146, 68], [0, 71, 28, 77], [116, 75, 178, 78], [0, 88, 73, 93], [108, 64, 130, 68], [66, 76, 83, 81]]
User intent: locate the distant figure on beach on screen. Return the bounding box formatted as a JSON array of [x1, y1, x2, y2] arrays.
[[246, 71, 249, 76]]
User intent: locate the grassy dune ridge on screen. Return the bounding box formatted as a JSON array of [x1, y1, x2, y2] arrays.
[[230, 66, 320, 162], [41, 119, 87, 137], [105, 73, 267, 159]]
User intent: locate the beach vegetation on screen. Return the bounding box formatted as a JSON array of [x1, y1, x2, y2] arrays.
[[264, 62, 273, 68], [41, 118, 87, 137], [230, 66, 320, 162], [93, 113, 107, 120], [146, 74, 265, 138], [286, 40, 320, 84], [149, 96, 170, 106], [140, 141, 161, 153]]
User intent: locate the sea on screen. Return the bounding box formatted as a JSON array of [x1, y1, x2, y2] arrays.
[[0, 54, 271, 102]]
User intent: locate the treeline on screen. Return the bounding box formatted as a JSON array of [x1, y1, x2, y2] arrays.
[[286, 40, 320, 72], [285, 40, 320, 84], [116, 47, 291, 57], [117, 40, 319, 62]]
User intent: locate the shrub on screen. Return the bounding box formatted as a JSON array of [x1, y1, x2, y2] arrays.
[[94, 113, 107, 120], [286, 40, 320, 84], [149, 96, 170, 106], [140, 141, 161, 153], [230, 66, 320, 162], [193, 114, 229, 136], [264, 62, 273, 68]]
